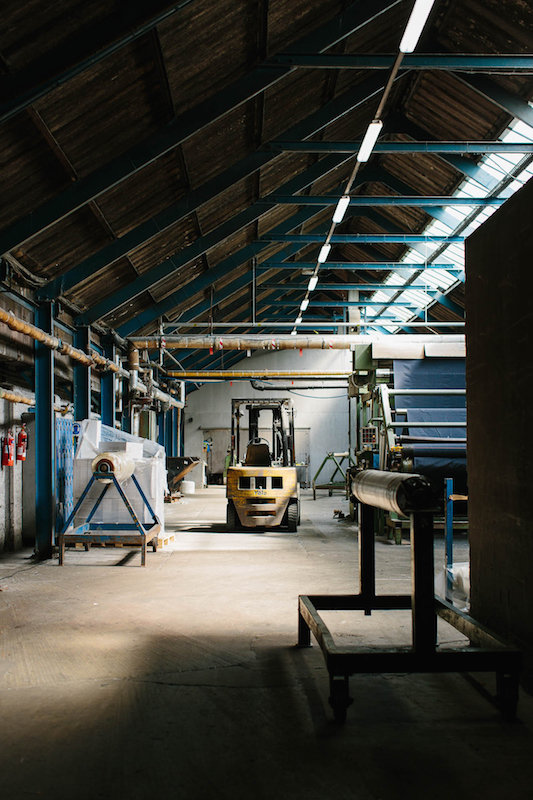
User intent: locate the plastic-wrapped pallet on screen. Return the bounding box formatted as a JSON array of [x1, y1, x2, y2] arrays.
[[72, 420, 167, 534]]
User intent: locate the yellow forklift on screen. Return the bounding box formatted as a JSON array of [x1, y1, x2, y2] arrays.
[[226, 398, 300, 531]]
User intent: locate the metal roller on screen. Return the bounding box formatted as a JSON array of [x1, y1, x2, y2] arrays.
[[351, 469, 434, 516], [400, 444, 467, 459]]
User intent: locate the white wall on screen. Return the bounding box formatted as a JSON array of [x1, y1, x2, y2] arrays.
[[183, 348, 351, 481]]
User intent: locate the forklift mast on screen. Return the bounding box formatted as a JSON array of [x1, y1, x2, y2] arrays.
[[231, 399, 295, 467]]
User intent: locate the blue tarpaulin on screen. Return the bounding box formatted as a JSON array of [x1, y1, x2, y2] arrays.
[[393, 359, 467, 497]]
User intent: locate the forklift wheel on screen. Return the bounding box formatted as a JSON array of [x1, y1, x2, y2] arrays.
[[226, 502, 239, 530], [287, 501, 298, 532]]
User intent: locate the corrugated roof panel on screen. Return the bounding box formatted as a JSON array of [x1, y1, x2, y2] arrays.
[[0, 116, 70, 228], [404, 72, 508, 141], [261, 70, 328, 142], [128, 216, 199, 276], [182, 104, 254, 189], [68, 256, 137, 311], [0, 0, 111, 67], [159, 0, 257, 116], [96, 151, 186, 238], [19, 206, 115, 280], [267, 0, 343, 53], [436, 0, 533, 56], [33, 36, 170, 178], [196, 178, 256, 234], [102, 291, 154, 330], [259, 153, 310, 196]]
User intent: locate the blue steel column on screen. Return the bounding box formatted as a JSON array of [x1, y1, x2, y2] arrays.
[[164, 409, 173, 455], [101, 339, 116, 428], [35, 302, 55, 558], [157, 410, 166, 448], [121, 376, 131, 433], [171, 406, 179, 457], [73, 326, 91, 420]]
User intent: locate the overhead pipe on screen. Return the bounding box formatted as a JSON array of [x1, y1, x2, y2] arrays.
[[0, 387, 68, 413], [250, 380, 347, 391], [129, 334, 372, 351], [0, 307, 126, 375], [128, 333, 465, 351], [0, 307, 181, 410], [167, 370, 351, 380], [0, 388, 35, 406]]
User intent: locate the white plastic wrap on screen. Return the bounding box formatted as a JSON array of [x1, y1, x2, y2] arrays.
[[435, 561, 470, 611], [91, 452, 136, 483], [72, 420, 166, 533]]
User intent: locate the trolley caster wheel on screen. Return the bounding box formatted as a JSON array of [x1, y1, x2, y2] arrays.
[[328, 676, 353, 724], [152, 538, 158, 553]]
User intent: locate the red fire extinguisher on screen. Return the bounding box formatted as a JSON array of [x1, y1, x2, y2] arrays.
[[16, 424, 28, 462], [2, 431, 15, 467]]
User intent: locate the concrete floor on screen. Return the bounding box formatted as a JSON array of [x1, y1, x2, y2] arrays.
[[1, 487, 532, 800]]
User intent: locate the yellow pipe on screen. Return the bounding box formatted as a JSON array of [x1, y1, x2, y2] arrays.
[[166, 370, 350, 379]]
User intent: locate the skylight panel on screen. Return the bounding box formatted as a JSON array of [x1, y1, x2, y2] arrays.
[[482, 160, 509, 181], [366, 110, 533, 329], [505, 118, 533, 140], [401, 289, 431, 305], [394, 307, 412, 319], [445, 206, 468, 222]]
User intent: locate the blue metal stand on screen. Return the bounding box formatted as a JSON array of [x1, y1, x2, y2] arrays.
[[58, 471, 161, 566], [444, 477, 454, 601]]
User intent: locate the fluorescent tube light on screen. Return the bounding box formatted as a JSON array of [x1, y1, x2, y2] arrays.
[[290, 329, 297, 336], [318, 243, 331, 263], [333, 195, 350, 224], [300, 298, 309, 311], [399, 0, 436, 53], [357, 120, 383, 162], [308, 275, 318, 291], [295, 316, 303, 324]]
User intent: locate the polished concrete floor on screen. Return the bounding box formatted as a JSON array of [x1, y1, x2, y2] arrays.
[[1, 487, 532, 800]]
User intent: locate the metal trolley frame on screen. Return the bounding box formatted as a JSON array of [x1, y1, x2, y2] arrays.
[[298, 470, 521, 723], [58, 470, 161, 566]]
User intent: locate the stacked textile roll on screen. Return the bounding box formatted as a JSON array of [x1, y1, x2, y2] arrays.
[[91, 452, 136, 484]]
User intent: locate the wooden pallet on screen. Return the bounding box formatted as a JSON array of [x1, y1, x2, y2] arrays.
[[65, 532, 175, 550]]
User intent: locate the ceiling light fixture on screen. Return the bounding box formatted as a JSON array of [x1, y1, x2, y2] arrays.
[[332, 195, 351, 224], [318, 243, 331, 263], [290, 329, 297, 335], [399, 0, 437, 53], [308, 275, 318, 291], [300, 298, 309, 311], [357, 120, 383, 162], [295, 315, 303, 324]]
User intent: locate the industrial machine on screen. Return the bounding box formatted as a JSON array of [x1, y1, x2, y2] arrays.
[[226, 398, 299, 531], [349, 355, 467, 514]]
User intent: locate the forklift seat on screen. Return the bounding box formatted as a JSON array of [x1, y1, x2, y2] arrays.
[[245, 439, 272, 467]]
